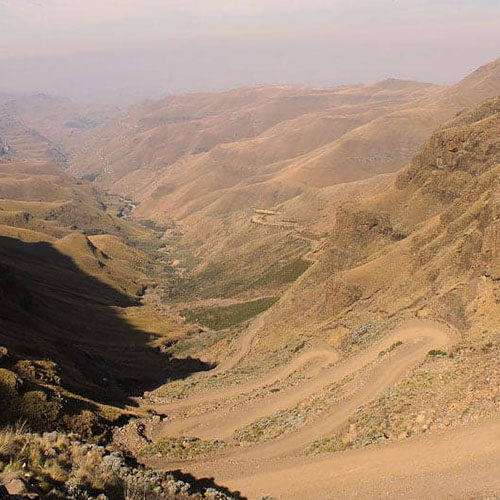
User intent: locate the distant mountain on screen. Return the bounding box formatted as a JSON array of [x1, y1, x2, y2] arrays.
[[62, 59, 500, 303], [68, 59, 499, 225]]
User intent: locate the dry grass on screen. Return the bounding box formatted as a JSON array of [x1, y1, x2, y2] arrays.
[[307, 332, 500, 455], [0, 427, 236, 499]]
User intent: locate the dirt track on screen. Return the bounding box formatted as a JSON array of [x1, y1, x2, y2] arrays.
[[144, 316, 500, 498], [220, 417, 500, 499]]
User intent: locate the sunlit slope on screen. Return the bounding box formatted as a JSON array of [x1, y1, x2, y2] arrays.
[[60, 60, 500, 306], [69, 59, 499, 227], [251, 97, 500, 356]]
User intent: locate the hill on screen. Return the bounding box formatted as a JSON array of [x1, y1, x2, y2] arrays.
[[253, 96, 500, 354], [135, 97, 500, 500], [0, 93, 246, 500], [65, 59, 500, 310], [0, 113, 205, 436]]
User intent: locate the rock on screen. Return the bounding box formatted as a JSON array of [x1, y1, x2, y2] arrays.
[[397, 431, 408, 440], [42, 431, 58, 443], [0, 473, 39, 499]]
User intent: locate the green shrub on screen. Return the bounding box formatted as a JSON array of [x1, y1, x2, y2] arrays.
[[181, 297, 278, 330]]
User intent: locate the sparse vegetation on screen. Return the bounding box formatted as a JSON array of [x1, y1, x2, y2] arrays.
[[427, 349, 451, 358], [252, 258, 310, 288], [0, 426, 237, 499], [139, 436, 227, 460], [310, 333, 500, 455], [180, 297, 278, 331]]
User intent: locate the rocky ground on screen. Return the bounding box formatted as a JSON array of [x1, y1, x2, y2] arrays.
[[0, 427, 242, 499], [308, 331, 500, 454]]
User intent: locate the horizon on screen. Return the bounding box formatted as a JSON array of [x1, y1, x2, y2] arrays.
[[1, 0, 499, 103]]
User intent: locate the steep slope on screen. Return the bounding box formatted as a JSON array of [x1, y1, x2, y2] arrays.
[[0, 120, 204, 436], [252, 96, 500, 357], [69, 59, 499, 221], [69, 80, 442, 217], [0, 98, 244, 500]]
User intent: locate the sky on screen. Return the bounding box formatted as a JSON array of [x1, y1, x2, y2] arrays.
[[0, 0, 499, 103]]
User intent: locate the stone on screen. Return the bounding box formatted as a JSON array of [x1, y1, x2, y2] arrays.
[[42, 431, 58, 443], [415, 414, 425, 424]]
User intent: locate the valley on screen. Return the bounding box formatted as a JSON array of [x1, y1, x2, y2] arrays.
[[0, 59, 499, 499]]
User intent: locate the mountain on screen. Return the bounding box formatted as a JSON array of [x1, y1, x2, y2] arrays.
[[0, 60, 498, 500], [0, 109, 205, 436], [0, 97, 242, 500], [69, 59, 499, 221], [64, 59, 500, 308], [133, 97, 500, 500], [253, 96, 500, 355]]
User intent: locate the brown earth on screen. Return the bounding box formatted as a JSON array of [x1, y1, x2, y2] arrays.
[[0, 60, 498, 500], [127, 97, 500, 499]]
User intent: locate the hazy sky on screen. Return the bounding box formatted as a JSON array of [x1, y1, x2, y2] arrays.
[[1, 0, 499, 102]]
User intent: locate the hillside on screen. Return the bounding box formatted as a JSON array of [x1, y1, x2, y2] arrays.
[[69, 59, 499, 219], [0, 95, 245, 500], [133, 97, 500, 500], [65, 59, 500, 310], [0, 115, 202, 436], [253, 96, 500, 354], [0, 93, 120, 151], [0, 62, 498, 500]]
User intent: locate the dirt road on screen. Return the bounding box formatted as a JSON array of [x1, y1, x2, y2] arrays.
[[218, 417, 500, 499], [144, 318, 500, 499]]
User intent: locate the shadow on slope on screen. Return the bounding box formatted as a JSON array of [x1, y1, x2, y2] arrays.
[[0, 235, 214, 411], [171, 470, 248, 500]]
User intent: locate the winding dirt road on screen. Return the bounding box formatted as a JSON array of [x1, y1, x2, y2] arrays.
[[144, 316, 500, 498]]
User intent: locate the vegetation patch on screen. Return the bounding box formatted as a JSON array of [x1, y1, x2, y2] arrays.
[[378, 341, 404, 357], [307, 436, 348, 455], [252, 258, 310, 288], [0, 426, 236, 499], [139, 436, 227, 460], [309, 333, 500, 455], [233, 409, 306, 443], [180, 297, 278, 331], [342, 316, 403, 354], [427, 349, 452, 358]]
